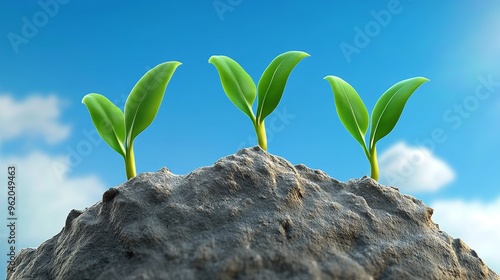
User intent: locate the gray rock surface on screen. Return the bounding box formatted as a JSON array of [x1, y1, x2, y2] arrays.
[[8, 146, 499, 279]]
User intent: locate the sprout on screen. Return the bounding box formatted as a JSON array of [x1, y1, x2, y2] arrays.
[[324, 76, 429, 181], [209, 51, 309, 150], [82, 61, 181, 179]]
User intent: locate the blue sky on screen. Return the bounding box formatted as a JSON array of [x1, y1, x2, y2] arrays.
[[1, 0, 499, 275]]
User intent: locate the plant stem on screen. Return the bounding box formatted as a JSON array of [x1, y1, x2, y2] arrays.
[[125, 145, 136, 179], [254, 120, 268, 151], [369, 146, 379, 181]]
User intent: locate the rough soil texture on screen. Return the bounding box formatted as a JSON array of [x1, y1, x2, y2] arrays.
[[8, 147, 499, 280]]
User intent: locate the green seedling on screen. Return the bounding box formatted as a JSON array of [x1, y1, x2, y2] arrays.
[[324, 76, 429, 181], [209, 51, 309, 150], [82, 61, 181, 179]]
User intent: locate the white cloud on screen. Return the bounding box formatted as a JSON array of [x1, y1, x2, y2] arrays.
[[0, 151, 107, 248], [431, 198, 500, 273], [0, 93, 106, 249], [0, 94, 71, 144], [378, 142, 455, 193]]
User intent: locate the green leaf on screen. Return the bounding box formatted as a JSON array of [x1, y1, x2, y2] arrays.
[[124, 61, 181, 147], [82, 93, 126, 157], [324, 76, 369, 149], [256, 51, 309, 123], [208, 55, 256, 121], [369, 77, 429, 149]]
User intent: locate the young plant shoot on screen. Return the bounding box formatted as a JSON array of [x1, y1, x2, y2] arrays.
[[324, 76, 429, 181], [82, 61, 181, 180], [209, 51, 309, 151]]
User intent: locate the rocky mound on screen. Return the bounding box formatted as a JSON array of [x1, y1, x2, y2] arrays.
[[7, 147, 499, 279]]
